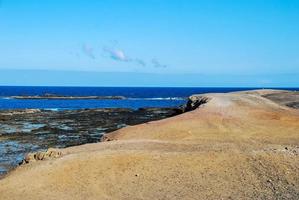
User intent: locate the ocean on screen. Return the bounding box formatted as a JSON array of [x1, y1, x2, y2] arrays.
[[1, 86, 296, 110]]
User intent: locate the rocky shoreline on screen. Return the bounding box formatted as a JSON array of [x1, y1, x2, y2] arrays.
[[0, 106, 187, 175]]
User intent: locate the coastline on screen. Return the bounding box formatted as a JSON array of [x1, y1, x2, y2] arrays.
[[0, 89, 299, 199]]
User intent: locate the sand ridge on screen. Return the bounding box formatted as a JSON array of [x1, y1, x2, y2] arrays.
[[0, 90, 298, 200]]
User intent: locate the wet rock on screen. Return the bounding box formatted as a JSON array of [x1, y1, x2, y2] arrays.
[[138, 107, 183, 115]]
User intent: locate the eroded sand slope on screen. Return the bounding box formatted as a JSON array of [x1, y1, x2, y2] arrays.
[[0, 90, 298, 200]]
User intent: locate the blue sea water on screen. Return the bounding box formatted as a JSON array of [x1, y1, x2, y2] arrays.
[[0, 86, 298, 110]]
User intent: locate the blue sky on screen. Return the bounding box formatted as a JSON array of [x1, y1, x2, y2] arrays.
[[0, 0, 298, 86]]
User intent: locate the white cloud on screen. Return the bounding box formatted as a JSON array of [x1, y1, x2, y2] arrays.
[[103, 46, 146, 67], [103, 47, 128, 61]]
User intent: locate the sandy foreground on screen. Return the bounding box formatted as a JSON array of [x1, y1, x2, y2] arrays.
[[0, 90, 298, 200]]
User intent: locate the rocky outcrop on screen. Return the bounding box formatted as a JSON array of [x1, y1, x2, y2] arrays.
[[20, 148, 62, 165], [181, 95, 210, 112]]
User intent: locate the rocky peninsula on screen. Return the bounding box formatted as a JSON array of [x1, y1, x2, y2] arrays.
[[0, 90, 299, 200], [9, 94, 127, 100]]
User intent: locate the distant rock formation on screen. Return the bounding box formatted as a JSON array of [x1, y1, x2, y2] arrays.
[[10, 95, 127, 100]]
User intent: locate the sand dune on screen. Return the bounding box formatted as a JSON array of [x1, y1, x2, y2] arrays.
[[0, 90, 298, 200]]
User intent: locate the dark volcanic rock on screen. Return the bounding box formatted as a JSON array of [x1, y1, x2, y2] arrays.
[[0, 107, 182, 175], [182, 95, 209, 112]]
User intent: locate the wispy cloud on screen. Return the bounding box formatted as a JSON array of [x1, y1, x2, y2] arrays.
[[103, 46, 146, 67], [78, 42, 167, 69], [103, 47, 129, 62], [82, 44, 95, 59], [135, 59, 146, 67], [151, 59, 167, 68]]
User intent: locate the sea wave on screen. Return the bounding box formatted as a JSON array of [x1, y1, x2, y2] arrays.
[[43, 108, 61, 111], [0, 97, 12, 100]]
